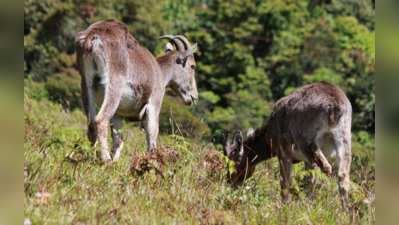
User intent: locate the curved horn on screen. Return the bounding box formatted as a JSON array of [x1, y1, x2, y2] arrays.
[[173, 35, 192, 49], [159, 35, 184, 52]]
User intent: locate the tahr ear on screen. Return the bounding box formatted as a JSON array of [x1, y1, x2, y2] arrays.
[[246, 127, 254, 139], [233, 130, 244, 159], [223, 132, 230, 156], [176, 43, 197, 67], [164, 42, 173, 53]]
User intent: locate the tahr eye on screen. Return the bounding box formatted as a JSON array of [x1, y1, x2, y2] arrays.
[[191, 65, 196, 69]]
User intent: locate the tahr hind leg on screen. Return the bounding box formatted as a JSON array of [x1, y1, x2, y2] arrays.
[[110, 115, 124, 161], [95, 77, 126, 164], [143, 104, 159, 152]]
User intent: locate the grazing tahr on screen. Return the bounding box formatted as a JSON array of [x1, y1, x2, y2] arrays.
[[224, 82, 352, 210], [75, 19, 198, 163]]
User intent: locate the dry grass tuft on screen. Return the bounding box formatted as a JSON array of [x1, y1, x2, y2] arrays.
[[203, 150, 224, 178], [128, 146, 179, 178]]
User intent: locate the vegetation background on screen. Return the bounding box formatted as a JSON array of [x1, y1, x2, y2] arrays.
[[24, 0, 375, 224]]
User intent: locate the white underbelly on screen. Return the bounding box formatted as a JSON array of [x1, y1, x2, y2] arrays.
[[320, 142, 337, 161], [290, 135, 337, 164], [291, 147, 309, 162], [94, 83, 146, 118]]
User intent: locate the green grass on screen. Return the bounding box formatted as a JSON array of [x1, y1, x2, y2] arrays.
[[24, 98, 375, 224]]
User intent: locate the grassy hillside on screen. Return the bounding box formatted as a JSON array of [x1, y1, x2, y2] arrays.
[[24, 96, 374, 224], [23, 1, 375, 223]]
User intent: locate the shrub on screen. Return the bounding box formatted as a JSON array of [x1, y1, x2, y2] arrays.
[[46, 68, 81, 110], [24, 77, 49, 101], [159, 92, 210, 139]]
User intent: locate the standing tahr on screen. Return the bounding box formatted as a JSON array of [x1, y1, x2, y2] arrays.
[[76, 19, 199, 163]]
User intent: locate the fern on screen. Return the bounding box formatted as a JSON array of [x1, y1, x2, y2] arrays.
[[296, 169, 330, 184], [168, 134, 192, 154], [215, 150, 237, 176], [289, 169, 331, 199]]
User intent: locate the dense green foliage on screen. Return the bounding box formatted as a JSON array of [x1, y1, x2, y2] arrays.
[[24, 1, 375, 223]]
